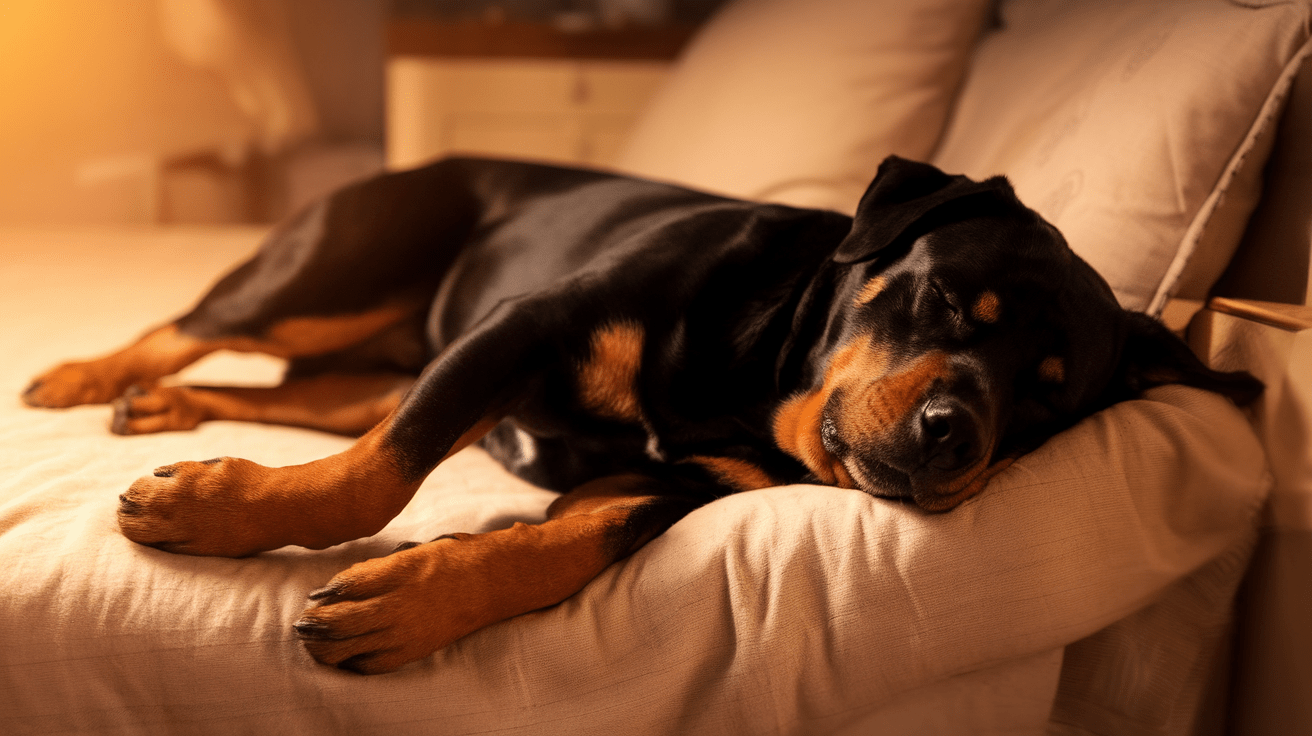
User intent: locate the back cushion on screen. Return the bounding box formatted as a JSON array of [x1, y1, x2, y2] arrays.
[[932, 0, 1312, 314], [615, 0, 993, 214]]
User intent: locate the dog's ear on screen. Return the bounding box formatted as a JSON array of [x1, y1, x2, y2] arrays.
[[1109, 311, 1263, 406], [833, 156, 1014, 264]]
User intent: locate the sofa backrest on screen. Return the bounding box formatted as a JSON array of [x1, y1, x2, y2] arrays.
[[618, 0, 1312, 315], [615, 0, 994, 213], [932, 0, 1311, 315], [1215, 59, 1312, 308]]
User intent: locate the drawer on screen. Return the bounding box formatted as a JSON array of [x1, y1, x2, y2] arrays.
[[388, 57, 670, 168]]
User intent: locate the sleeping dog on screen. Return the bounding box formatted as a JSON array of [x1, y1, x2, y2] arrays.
[[23, 156, 1261, 674]]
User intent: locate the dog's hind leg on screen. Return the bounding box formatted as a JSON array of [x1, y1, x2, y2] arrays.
[[23, 159, 478, 410], [20, 305, 418, 410], [109, 312, 428, 436], [294, 474, 709, 674], [23, 324, 230, 408], [109, 373, 416, 436]]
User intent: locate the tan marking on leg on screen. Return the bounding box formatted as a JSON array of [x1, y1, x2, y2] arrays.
[[25, 305, 416, 409], [576, 321, 645, 422], [297, 474, 666, 674], [111, 374, 414, 436], [118, 425, 422, 557], [972, 291, 1001, 323], [683, 456, 778, 492], [1038, 356, 1066, 383], [544, 473, 652, 518], [253, 305, 417, 358], [854, 276, 887, 305], [440, 415, 502, 462], [24, 325, 215, 408]]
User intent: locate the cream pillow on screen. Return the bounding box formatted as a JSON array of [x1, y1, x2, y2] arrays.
[[932, 0, 1312, 314], [615, 0, 992, 214]]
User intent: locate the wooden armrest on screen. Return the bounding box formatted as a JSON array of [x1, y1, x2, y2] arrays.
[[1206, 297, 1312, 331]]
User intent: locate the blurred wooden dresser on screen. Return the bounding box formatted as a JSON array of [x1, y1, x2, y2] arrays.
[[386, 19, 691, 170]]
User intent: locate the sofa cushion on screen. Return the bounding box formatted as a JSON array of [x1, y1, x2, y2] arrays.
[[932, 0, 1312, 314], [615, 0, 992, 214]]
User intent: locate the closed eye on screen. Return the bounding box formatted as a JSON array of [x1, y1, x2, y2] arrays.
[[920, 280, 961, 320]]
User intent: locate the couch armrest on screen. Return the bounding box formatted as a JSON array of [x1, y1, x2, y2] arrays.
[[1206, 296, 1312, 332], [1187, 296, 1311, 527], [1186, 297, 1312, 736]]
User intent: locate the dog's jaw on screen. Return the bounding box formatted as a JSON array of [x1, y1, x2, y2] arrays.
[[771, 390, 856, 488]]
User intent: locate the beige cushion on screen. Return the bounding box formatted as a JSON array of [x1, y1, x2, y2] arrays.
[[615, 0, 992, 214], [933, 0, 1312, 314], [0, 228, 1268, 734]]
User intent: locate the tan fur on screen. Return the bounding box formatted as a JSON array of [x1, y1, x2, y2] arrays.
[[258, 306, 416, 358], [440, 416, 503, 463], [117, 427, 421, 557], [24, 305, 416, 409], [24, 325, 213, 407], [113, 374, 414, 436], [772, 336, 887, 488], [843, 352, 950, 438], [1038, 355, 1066, 383], [298, 474, 662, 674], [577, 321, 645, 422], [917, 456, 1012, 512], [685, 456, 778, 492], [854, 276, 887, 305], [972, 291, 1001, 323], [772, 391, 831, 481], [775, 344, 975, 497]]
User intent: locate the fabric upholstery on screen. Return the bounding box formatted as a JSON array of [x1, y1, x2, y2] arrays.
[[615, 0, 992, 214]]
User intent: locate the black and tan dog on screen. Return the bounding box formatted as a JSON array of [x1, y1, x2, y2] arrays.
[[23, 156, 1259, 674]]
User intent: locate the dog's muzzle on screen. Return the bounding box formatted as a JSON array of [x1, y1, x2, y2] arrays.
[[823, 392, 992, 507]]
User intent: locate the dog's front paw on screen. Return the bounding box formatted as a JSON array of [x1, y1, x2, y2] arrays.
[[295, 530, 509, 676], [23, 361, 134, 408], [111, 385, 205, 435], [293, 545, 455, 675], [117, 457, 282, 557], [294, 519, 621, 674]]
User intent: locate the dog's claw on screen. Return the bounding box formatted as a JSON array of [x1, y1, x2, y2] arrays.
[[109, 386, 148, 435], [292, 618, 334, 639], [307, 583, 345, 601], [118, 493, 141, 514], [110, 399, 132, 435]]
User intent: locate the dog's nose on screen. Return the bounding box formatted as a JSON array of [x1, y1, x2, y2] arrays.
[[918, 397, 981, 473]]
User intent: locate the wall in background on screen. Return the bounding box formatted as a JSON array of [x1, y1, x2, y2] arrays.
[[0, 0, 251, 224], [0, 0, 385, 226]]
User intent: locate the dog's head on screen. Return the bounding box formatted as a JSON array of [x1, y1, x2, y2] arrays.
[[773, 156, 1261, 511]]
